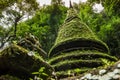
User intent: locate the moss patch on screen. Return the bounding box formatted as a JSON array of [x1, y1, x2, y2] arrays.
[[49, 50, 117, 65], [0, 44, 53, 79], [52, 59, 103, 71]]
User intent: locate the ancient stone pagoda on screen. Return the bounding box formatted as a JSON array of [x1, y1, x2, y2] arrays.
[[0, 35, 53, 79], [48, 8, 117, 77]]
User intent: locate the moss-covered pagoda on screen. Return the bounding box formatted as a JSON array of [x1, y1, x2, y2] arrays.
[[0, 35, 53, 79], [48, 5, 117, 78]]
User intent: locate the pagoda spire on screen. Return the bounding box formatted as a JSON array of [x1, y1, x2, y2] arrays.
[[65, 1, 79, 22], [69, 0, 73, 8]]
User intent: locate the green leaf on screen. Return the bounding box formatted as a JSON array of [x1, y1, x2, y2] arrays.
[[42, 73, 48, 76], [39, 67, 45, 72], [32, 72, 39, 75]]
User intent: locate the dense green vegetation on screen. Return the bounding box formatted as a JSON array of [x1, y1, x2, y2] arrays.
[[0, 0, 120, 79], [0, 0, 119, 57]]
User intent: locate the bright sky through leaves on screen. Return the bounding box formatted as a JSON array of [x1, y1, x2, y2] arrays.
[[93, 3, 104, 13], [37, 0, 104, 13], [1, 0, 104, 28], [37, 0, 87, 7]]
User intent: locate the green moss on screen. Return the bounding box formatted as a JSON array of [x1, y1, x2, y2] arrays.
[[49, 38, 109, 57], [56, 68, 90, 78], [52, 59, 103, 71], [0, 44, 53, 79], [49, 50, 117, 65], [17, 38, 47, 58], [65, 8, 79, 22], [56, 18, 97, 44], [0, 44, 28, 56]]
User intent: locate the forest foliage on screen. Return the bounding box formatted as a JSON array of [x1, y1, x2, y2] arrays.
[[0, 0, 120, 58]]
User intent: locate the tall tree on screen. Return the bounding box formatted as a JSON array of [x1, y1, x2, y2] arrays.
[[0, 0, 39, 48]]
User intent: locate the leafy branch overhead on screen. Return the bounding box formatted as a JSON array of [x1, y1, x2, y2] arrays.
[[0, 0, 39, 48]]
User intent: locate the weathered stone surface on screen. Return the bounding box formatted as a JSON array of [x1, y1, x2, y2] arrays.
[[59, 60, 120, 80], [17, 33, 47, 58], [0, 44, 53, 79]]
